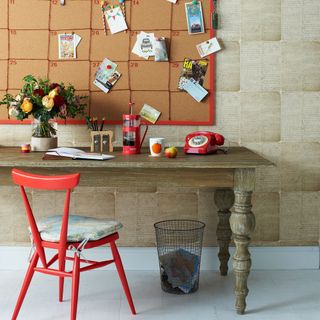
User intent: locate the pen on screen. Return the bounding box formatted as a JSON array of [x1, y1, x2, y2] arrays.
[[93, 117, 98, 131], [100, 117, 105, 131]]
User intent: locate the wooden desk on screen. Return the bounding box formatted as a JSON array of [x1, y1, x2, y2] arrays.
[[0, 147, 273, 314]]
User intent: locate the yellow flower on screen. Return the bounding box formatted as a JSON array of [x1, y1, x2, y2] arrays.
[[21, 98, 33, 113], [48, 88, 59, 99], [42, 95, 55, 111]]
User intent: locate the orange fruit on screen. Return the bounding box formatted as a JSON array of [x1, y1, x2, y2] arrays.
[[152, 143, 162, 154]]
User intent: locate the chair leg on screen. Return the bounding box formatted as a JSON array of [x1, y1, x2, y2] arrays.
[[70, 253, 80, 320], [110, 241, 136, 315], [12, 252, 39, 320], [59, 258, 66, 302]]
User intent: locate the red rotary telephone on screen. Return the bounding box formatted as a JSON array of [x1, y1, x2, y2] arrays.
[[184, 131, 225, 155]]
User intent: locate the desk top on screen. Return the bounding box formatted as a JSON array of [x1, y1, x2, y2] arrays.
[[0, 147, 273, 169]]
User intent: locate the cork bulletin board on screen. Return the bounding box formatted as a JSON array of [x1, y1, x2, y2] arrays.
[[0, 0, 215, 125]]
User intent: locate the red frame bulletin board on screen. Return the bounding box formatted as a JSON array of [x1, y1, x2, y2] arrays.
[[0, 0, 215, 126]]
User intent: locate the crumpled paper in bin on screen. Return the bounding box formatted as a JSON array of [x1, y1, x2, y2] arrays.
[[159, 248, 200, 293]]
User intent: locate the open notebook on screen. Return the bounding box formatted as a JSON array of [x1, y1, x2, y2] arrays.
[[46, 147, 115, 161]]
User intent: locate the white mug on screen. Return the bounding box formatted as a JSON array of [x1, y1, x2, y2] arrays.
[[149, 137, 165, 157]]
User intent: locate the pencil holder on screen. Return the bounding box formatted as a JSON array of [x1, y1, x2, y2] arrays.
[[90, 130, 114, 153]]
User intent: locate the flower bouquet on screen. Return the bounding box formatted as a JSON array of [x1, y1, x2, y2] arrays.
[[0, 75, 87, 139]]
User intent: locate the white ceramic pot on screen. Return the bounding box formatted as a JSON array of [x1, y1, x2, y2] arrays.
[[31, 137, 58, 152]]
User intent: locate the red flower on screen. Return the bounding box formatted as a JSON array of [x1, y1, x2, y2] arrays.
[[33, 89, 45, 97], [49, 83, 61, 91], [53, 95, 65, 107]]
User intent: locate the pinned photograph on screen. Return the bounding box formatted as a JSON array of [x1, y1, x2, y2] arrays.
[[140, 104, 161, 124], [185, 1, 205, 35]]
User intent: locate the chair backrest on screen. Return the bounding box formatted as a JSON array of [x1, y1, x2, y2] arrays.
[[12, 169, 80, 268]]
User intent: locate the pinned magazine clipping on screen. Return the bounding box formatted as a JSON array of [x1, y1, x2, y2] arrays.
[[178, 58, 208, 90], [178, 58, 209, 102]]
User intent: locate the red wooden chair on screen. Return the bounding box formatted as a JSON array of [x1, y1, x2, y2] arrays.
[[11, 168, 136, 320]]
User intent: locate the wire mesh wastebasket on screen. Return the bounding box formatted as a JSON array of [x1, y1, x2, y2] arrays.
[[154, 219, 205, 294]]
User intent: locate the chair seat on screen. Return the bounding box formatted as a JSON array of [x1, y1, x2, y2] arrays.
[[36, 215, 122, 242]]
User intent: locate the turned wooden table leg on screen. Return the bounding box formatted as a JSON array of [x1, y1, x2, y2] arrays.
[[230, 168, 256, 315], [214, 189, 234, 276]]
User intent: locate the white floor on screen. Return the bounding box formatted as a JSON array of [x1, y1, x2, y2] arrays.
[[1, 270, 319, 320]]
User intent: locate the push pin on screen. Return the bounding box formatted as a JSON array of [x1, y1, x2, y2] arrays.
[[60, 0, 65, 5]]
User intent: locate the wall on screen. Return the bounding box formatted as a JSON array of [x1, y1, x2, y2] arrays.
[[0, 0, 319, 246]]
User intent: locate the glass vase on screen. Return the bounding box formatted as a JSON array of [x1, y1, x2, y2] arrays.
[[31, 117, 57, 138], [31, 118, 58, 151]]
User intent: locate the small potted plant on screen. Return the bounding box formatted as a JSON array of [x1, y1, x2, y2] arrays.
[[0, 75, 87, 151]]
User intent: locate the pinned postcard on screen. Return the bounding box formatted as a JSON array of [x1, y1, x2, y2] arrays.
[[58, 33, 81, 59], [140, 104, 161, 124], [182, 78, 208, 102], [196, 37, 221, 58], [185, 1, 205, 35], [95, 58, 118, 84], [94, 58, 121, 93], [93, 71, 121, 93], [132, 32, 155, 59], [105, 6, 128, 34]]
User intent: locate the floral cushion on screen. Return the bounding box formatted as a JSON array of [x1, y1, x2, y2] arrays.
[[35, 215, 122, 242]]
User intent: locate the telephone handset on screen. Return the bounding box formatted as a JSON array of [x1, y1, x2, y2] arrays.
[[184, 131, 225, 155]]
